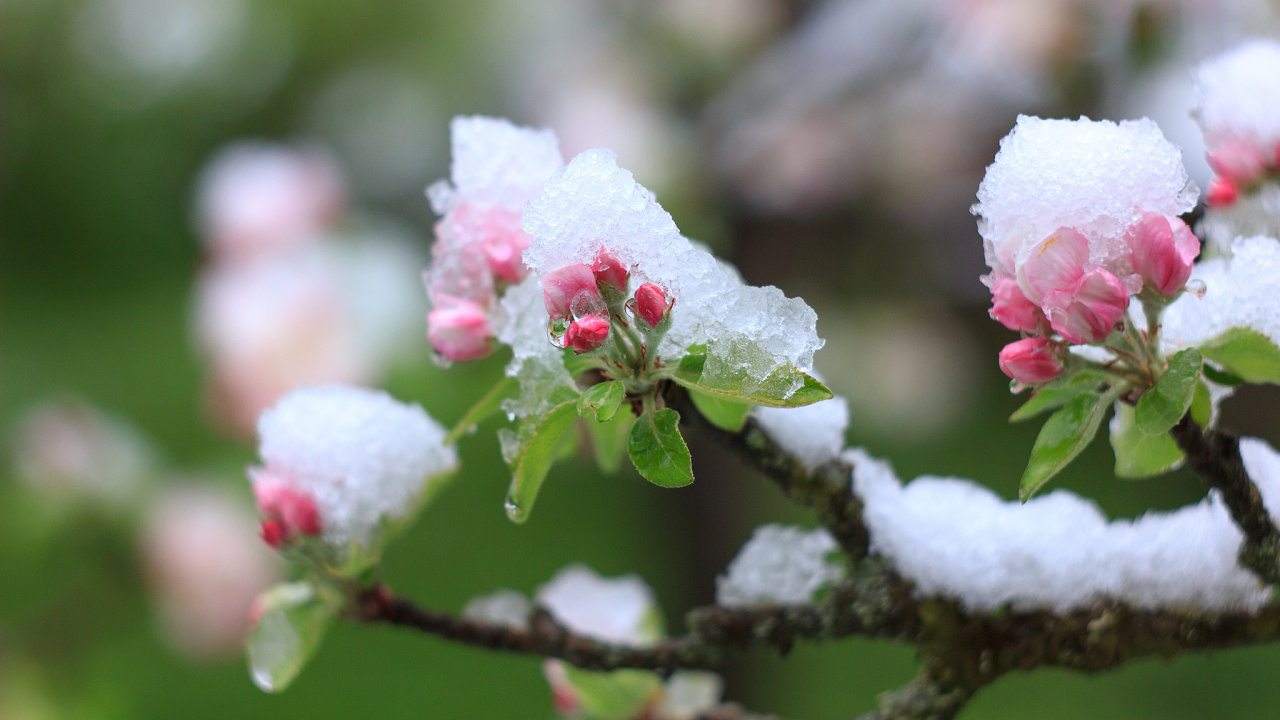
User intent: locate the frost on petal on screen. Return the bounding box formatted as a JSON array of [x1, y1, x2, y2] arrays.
[[253, 386, 458, 556], [753, 396, 849, 472], [716, 525, 846, 608], [849, 447, 1280, 612], [974, 115, 1198, 278], [535, 565, 660, 645], [1160, 236, 1280, 353], [521, 149, 823, 398], [1193, 40, 1280, 164]]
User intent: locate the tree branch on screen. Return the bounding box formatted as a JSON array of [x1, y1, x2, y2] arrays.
[[1170, 415, 1280, 586]]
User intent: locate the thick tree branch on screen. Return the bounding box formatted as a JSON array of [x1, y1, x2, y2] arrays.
[[1170, 415, 1280, 586]]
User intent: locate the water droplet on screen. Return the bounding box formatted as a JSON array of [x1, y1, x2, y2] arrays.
[[504, 497, 527, 523]]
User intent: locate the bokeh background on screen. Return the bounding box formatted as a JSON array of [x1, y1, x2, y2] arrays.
[[5, 0, 1280, 717]]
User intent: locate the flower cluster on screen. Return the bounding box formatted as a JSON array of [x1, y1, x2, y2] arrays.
[[423, 116, 563, 362], [1193, 40, 1280, 207], [975, 116, 1200, 385]]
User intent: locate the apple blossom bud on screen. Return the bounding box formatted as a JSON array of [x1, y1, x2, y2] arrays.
[[562, 312, 610, 353], [591, 250, 630, 291], [1043, 268, 1129, 344], [479, 208, 532, 283], [1016, 228, 1090, 305], [988, 276, 1046, 333], [542, 264, 603, 319], [1126, 212, 1201, 297], [632, 283, 669, 328], [1206, 177, 1239, 207], [998, 337, 1063, 384], [1207, 138, 1265, 186], [427, 298, 492, 361], [251, 472, 323, 548]]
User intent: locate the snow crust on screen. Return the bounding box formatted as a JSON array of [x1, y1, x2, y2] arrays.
[[1161, 236, 1280, 352], [254, 385, 457, 551], [716, 524, 846, 607], [1194, 40, 1280, 154], [754, 396, 850, 472], [428, 115, 563, 213], [462, 589, 532, 630], [851, 443, 1280, 612], [974, 115, 1198, 277], [535, 564, 659, 644]]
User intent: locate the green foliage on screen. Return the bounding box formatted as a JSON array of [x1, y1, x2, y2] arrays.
[[505, 400, 581, 523], [245, 581, 344, 694], [562, 667, 662, 720], [446, 376, 517, 445], [687, 387, 752, 431], [1009, 370, 1106, 422], [1135, 349, 1202, 436], [1110, 402, 1185, 478], [668, 344, 831, 408], [579, 381, 626, 422], [1020, 387, 1122, 501], [627, 407, 694, 488], [1200, 327, 1280, 386]]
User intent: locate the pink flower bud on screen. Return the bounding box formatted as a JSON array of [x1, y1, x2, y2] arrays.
[[562, 312, 610, 353], [988, 276, 1046, 333], [1207, 138, 1265, 186], [1206, 177, 1239, 207], [1016, 228, 1090, 305], [998, 337, 1063, 384], [1125, 212, 1201, 297], [632, 283, 669, 328], [591, 250, 629, 291], [478, 208, 532, 283], [542, 264, 603, 320], [1043, 268, 1130, 344], [251, 471, 323, 547], [427, 298, 492, 361]]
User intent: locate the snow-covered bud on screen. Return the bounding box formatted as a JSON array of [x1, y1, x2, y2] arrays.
[[251, 386, 457, 571], [542, 264, 603, 320], [1126, 212, 1201, 297], [1016, 228, 1090, 305], [1206, 177, 1239, 207], [1043, 269, 1129, 344], [470, 206, 531, 283], [562, 312, 610, 353], [427, 298, 492, 361], [988, 276, 1046, 333], [591, 250, 630, 292], [632, 283, 669, 328], [998, 337, 1063, 384], [1207, 138, 1266, 187]]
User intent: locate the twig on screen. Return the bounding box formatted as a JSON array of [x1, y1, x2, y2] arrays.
[[1170, 416, 1280, 586]]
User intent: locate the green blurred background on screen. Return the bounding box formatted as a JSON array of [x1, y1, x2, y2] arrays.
[[4, 0, 1280, 717]]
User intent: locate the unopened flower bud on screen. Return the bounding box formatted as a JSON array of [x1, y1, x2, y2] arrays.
[[427, 298, 492, 361], [1126, 212, 1201, 297], [632, 283, 669, 328], [1206, 177, 1239, 207], [998, 337, 1063, 384], [988, 276, 1046, 333], [1207, 138, 1265, 187], [479, 208, 532, 283], [591, 250, 630, 292], [251, 472, 323, 548], [1016, 228, 1090, 305], [1043, 268, 1130, 344], [562, 312, 610, 353], [542, 264, 603, 320]]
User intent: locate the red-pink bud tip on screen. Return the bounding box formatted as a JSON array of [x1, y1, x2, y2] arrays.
[[591, 250, 630, 291], [562, 312, 610, 353], [998, 337, 1063, 384], [427, 299, 492, 362], [1206, 177, 1239, 207], [260, 518, 286, 548], [542, 264, 603, 320], [632, 283, 669, 328]]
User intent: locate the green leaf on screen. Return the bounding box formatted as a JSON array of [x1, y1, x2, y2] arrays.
[[562, 667, 662, 720], [1200, 327, 1280, 385], [1202, 363, 1243, 387], [588, 408, 635, 474], [246, 581, 343, 693], [578, 381, 625, 422], [505, 400, 580, 523], [1020, 387, 1120, 501], [669, 345, 831, 408], [627, 407, 694, 488], [1190, 380, 1212, 427], [1135, 349, 1202, 436], [446, 376, 517, 445], [1109, 402, 1185, 478], [687, 387, 752, 431], [1009, 370, 1106, 422]]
